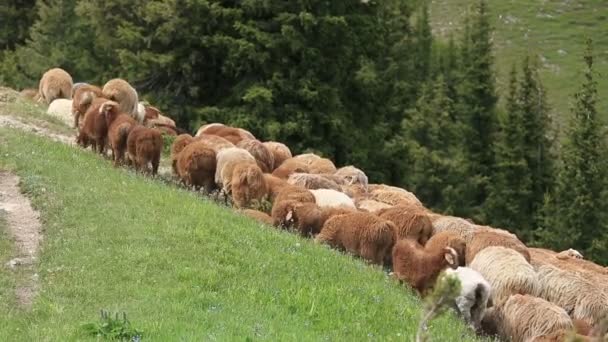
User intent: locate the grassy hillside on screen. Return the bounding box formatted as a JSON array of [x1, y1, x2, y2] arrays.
[[0, 108, 479, 339], [429, 0, 608, 125]]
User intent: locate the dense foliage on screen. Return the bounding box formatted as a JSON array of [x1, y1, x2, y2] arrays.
[[0, 0, 606, 263]]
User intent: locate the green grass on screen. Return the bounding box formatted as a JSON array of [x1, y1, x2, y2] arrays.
[[0, 126, 480, 340], [0, 94, 74, 136], [429, 0, 608, 126]]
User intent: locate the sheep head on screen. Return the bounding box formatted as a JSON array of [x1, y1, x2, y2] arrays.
[[100, 100, 120, 125], [444, 247, 458, 269]]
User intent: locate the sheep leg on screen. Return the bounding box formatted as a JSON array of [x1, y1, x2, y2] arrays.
[[152, 153, 160, 175], [73, 113, 79, 129]]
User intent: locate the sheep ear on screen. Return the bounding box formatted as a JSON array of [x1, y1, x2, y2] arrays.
[[285, 210, 293, 222], [444, 247, 458, 267]]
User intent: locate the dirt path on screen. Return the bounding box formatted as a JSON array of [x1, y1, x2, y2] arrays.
[[0, 171, 43, 308], [0, 115, 74, 146]]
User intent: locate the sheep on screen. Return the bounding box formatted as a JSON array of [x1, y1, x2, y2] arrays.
[[102, 79, 141, 122], [308, 158, 337, 174], [333, 166, 369, 189], [72, 84, 103, 129], [195, 134, 234, 152], [469, 246, 539, 304], [170, 134, 195, 174], [530, 247, 608, 277], [272, 200, 325, 236], [376, 206, 433, 244], [287, 173, 342, 191], [262, 141, 292, 170], [19, 88, 39, 101], [310, 189, 356, 209], [77, 97, 110, 154], [273, 184, 315, 205], [195, 123, 255, 145], [316, 212, 396, 265], [214, 147, 256, 192], [38, 68, 73, 104], [425, 231, 467, 267], [556, 248, 584, 260], [341, 183, 369, 200], [240, 209, 273, 225], [271, 158, 310, 179], [356, 199, 392, 213], [263, 173, 290, 202], [175, 141, 217, 192], [391, 239, 458, 295], [231, 163, 267, 209], [535, 264, 608, 326], [442, 267, 491, 331], [368, 184, 423, 208], [236, 139, 274, 173], [431, 216, 477, 243], [483, 294, 574, 342], [46, 98, 73, 126], [71, 82, 89, 96], [292, 153, 322, 165], [126, 125, 163, 175], [465, 230, 530, 265], [100, 101, 137, 166]]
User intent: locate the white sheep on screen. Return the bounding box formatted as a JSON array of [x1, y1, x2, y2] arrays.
[[214, 147, 256, 192], [442, 267, 491, 331], [46, 98, 73, 126], [333, 166, 369, 189], [309, 189, 356, 209]]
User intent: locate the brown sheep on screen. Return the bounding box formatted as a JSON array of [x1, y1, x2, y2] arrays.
[[287, 173, 342, 191], [231, 163, 267, 209], [262, 141, 292, 170], [316, 212, 396, 266], [271, 158, 310, 179], [195, 123, 255, 145], [240, 209, 273, 225], [308, 158, 337, 174], [465, 230, 530, 265], [126, 126, 163, 175], [170, 134, 195, 174], [100, 101, 137, 166], [272, 200, 325, 237], [425, 231, 467, 267], [263, 173, 290, 201], [482, 294, 576, 342], [274, 185, 316, 205], [102, 79, 141, 121], [376, 206, 433, 245], [72, 84, 103, 129], [175, 141, 217, 192], [236, 139, 274, 173], [38, 68, 73, 104], [391, 239, 458, 295], [77, 97, 110, 154]]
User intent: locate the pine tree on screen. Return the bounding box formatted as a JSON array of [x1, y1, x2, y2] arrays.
[[537, 39, 608, 263], [484, 66, 533, 238], [454, 0, 499, 218], [0, 0, 37, 51]]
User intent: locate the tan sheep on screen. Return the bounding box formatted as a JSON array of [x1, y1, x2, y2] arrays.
[[356, 199, 392, 213], [535, 264, 608, 326], [368, 184, 423, 208], [240, 209, 273, 225], [391, 239, 458, 295], [231, 163, 267, 209], [273, 185, 316, 205], [72, 84, 103, 128], [341, 183, 369, 200], [333, 166, 369, 189], [19, 88, 39, 101], [483, 294, 574, 342], [465, 230, 530, 265], [236, 139, 274, 173], [271, 158, 310, 179], [175, 141, 217, 192], [214, 147, 256, 191], [292, 153, 322, 165], [38, 68, 73, 104], [195, 123, 255, 145], [287, 173, 342, 191], [469, 246, 540, 304], [376, 206, 433, 245], [425, 231, 467, 267], [432, 216, 477, 243], [316, 212, 396, 265], [262, 141, 292, 170], [308, 158, 337, 174], [102, 79, 141, 122], [195, 134, 234, 152], [310, 189, 356, 209]]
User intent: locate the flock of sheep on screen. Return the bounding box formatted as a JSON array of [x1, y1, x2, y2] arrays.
[[20, 67, 608, 342]]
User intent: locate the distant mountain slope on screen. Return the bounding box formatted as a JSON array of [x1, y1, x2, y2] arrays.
[[429, 0, 608, 126]]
